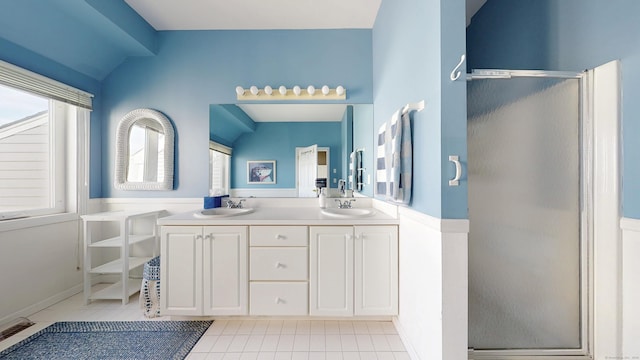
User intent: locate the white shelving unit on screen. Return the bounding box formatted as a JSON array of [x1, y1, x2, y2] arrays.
[[82, 210, 162, 305]]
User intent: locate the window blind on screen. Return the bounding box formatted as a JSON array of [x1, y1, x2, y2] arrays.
[[209, 141, 232, 155], [0, 60, 93, 110]]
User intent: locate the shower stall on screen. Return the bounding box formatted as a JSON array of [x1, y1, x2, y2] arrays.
[[467, 71, 591, 359]]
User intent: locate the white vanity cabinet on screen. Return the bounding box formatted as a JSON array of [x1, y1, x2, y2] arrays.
[[158, 208, 399, 318], [354, 225, 399, 316], [309, 226, 354, 316], [249, 226, 308, 315], [309, 225, 398, 316], [160, 225, 248, 316]]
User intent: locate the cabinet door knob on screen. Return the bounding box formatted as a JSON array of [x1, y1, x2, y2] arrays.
[[275, 297, 285, 304], [275, 262, 285, 269], [195, 234, 203, 240]]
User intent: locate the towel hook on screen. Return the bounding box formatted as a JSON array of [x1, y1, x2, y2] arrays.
[[450, 54, 466, 81]]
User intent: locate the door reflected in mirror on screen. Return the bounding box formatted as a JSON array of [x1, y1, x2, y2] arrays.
[[296, 145, 331, 197]]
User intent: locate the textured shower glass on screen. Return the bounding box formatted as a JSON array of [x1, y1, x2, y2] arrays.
[[467, 77, 581, 350]]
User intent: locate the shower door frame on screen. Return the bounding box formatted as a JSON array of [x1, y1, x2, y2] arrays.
[[467, 69, 593, 360]]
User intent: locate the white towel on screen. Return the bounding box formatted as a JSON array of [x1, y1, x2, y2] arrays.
[[390, 110, 402, 200], [375, 121, 389, 196], [375, 109, 412, 204]]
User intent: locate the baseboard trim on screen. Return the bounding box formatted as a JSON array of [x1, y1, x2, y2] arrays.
[[0, 284, 83, 327], [392, 316, 421, 360]]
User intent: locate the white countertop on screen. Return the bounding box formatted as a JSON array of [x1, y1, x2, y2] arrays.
[[157, 206, 399, 226]]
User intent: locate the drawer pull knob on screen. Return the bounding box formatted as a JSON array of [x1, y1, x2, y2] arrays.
[[275, 297, 285, 304], [275, 262, 286, 269], [275, 234, 285, 240]]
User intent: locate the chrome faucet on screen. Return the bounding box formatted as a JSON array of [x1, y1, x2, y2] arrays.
[[335, 199, 355, 209], [226, 199, 245, 209]]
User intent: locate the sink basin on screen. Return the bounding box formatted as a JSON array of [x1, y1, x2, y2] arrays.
[[321, 208, 376, 218], [194, 208, 254, 218]]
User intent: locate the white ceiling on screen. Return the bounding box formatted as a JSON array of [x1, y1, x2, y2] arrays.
[[124, 0, 382, 30], [125, 0, 484, 30], [238, 104, 347, 122]]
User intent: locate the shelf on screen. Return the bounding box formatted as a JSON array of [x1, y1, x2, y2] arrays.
[[90, 280, 142, 300], [83, 209, 162, 305], [89, 234, 156, 248], [90, 257, 152, 274]]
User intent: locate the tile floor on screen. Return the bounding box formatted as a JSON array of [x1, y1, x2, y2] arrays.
[[0, 287, 411, 360]]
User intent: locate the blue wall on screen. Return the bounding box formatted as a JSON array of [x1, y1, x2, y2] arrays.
[[231, 122, 343, 189], [101, 30, 373, 198], [0, 0, 162, 199], [467, 0, 640, 218], [373, 0, 467, 218]]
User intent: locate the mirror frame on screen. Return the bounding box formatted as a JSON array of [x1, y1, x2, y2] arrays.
[[114, 108, 175, 190]]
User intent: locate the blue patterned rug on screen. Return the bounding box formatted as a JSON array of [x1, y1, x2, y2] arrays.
[[0, 321, 212, 360]]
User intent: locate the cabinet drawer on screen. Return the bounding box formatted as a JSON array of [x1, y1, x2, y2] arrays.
[[250, 247, 308, 280], [250, 282, 308, 315], [250, 226, 308, 247]]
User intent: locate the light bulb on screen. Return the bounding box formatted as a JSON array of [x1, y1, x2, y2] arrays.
[[321, 85, 330, 95], [250, 86, 259, 95], [336, 85, 345, 96], [293, 85, 301, 96], [264, 85, 273, 95], [235, 86, 245, 96], [307, 85, 316, 95], [279, 86, 287, 95]]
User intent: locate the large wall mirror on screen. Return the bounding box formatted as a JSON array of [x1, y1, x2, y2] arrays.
[[209, 103, 373, 198], [114, 108, 175, 190]]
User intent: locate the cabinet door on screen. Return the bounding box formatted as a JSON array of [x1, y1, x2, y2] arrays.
[[160, 226, 203, 316], [354, 226, 398, 315], [203, 226, 248, 315], [309, 226, 353, 316]]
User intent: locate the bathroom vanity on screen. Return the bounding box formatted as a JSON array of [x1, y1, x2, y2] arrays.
[[157, 203, 398, 318]]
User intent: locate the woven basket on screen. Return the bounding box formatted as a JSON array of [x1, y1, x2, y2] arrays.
[[143, 256, 160, 281]]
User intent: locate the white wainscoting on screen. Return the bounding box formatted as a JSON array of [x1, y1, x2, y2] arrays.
[[0, 218, 82, 325], [620, 217, 640, 359], [392, 205, 469, 360]]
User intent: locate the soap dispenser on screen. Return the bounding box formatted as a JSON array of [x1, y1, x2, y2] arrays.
[[318, 188, 327, 208]]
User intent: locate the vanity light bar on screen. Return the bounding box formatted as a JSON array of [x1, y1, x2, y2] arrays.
[[236, 85, 346, 100]]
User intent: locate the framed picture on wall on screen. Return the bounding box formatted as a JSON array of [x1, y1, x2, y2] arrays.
[[247, 160, 276, 184]]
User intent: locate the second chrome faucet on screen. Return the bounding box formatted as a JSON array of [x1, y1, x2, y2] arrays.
[[335, 199, 356, 209]]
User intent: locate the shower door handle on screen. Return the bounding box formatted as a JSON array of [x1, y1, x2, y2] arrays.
[[449, 155, 462, 186]]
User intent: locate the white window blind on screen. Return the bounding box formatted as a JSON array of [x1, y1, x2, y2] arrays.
[[0, 60, 93, 110], [209, 141, 231, 196], [209, 141, 232, 155]]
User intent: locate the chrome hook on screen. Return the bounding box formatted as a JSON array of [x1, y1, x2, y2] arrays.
[[450, 54, 466, 81]]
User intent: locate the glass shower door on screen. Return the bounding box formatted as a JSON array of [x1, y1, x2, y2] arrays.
[[467, 75, 587, 357]]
